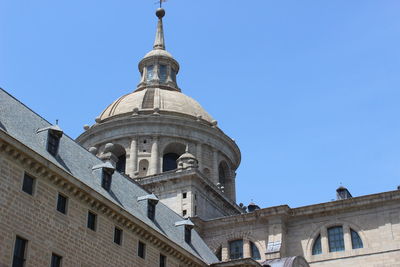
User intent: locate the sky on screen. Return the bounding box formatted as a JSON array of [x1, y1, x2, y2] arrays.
[[1, 0, 400, 208]]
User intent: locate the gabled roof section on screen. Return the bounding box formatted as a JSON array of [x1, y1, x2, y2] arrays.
[[0, 88, 218, 264]]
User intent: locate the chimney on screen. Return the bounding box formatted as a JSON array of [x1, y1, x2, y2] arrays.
[[336, 186, 352, 200]]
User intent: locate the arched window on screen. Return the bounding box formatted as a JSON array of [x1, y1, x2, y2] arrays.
[[250, 241, 261, 260], [162, 143, 186, 172], [163, 153, 179, 171], [312, 234, 322, 255], [138, 159, 149, 177], [328, 226, 345, 252], [218, 161, 229, 185], [229, 240, 243, 260], [351, 229, 363, 249]]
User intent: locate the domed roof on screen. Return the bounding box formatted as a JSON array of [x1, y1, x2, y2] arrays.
[[99, 88, 213, 122]]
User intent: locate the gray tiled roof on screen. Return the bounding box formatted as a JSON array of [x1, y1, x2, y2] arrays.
[[0, 88, 218, 264]]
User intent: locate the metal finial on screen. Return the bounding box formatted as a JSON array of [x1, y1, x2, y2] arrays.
[[55, 119, 59, 125], [156, 8, 165, 19]]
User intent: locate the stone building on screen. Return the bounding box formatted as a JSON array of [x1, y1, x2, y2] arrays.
[[1, 7, 399, 267]]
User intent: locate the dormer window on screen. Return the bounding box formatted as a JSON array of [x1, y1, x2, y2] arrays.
[[146, 65, 154, 81], [102, 169, 113, 191], [47, 130, 61, 156], [175, 219, 194, 244], [138, 194, 159, 221], [184, 225, 191, 244], [159, 65, 167, 83]]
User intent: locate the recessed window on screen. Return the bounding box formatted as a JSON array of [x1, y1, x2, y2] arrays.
[[114, 227, 122, 245], [312, 234, 322, 255], [328, 226, 345, 252], [184, 225, 191, 244], [194, 206, 197, 216], [250, 241, 261, 260], [147, 201, 156, 221], [159, 65, 168, 83], [159, 254, 166, 267], [143, 150, 146, 152], [56, 193, 68, 214], [12, 236, 27, 267], [138, 241, 146, 259], [229, 239, 243, 259], [215, 247, 222, 261], [22, 173, 35, 195], [182, 192, 187, 199], [182, 210, 187, 217], [171, 70, 177, 83], [143, 140, 147, 144], [146, 65, 154, 81], [47, 131, 61, 156], [87, 211, 97, 231], [162, 153, 179, 172], [51, 253, 62, 267], [351, 229, 363, 249], [101, 169, 113, 191], [116, 154, 126, 173]]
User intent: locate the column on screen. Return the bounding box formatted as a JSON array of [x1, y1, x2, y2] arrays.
[[130, 137, 138, 176], [196, 143, 202, 170], [149, 136, 159, 175], [243, 239, 251, 258], [321, 227, 329, 254], [343, 225, 352, 251], [221, 242, 229, 261], [212, 149, 219, 183]]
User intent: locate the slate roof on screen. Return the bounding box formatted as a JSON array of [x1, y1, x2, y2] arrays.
[[0, 88, 218, 264], [262, 256, 309, 267]]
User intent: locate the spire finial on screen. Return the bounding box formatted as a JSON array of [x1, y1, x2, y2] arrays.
[[153, 8, 166, 50]]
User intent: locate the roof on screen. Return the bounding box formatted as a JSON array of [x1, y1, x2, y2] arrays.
[[262, 256, 309, 267], [98, 88, 214, 123], [0, 88, 218, 264]]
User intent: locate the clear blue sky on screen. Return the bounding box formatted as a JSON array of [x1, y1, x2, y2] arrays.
[[1, 0, 400, 208]]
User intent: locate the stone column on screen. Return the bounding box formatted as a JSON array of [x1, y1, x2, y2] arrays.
[[149, 136, 159, 175], [196, 143, 203, 171], [343, 225, 352, 250], [243, 239, 251, 258], [130, 137, 138, 176], [321, 227, 329, 254], [212, 149, 219, 183], [221, 242, 229, 261]]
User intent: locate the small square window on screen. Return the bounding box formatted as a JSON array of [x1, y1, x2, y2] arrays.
[[87, 211, 97, 231], [138, 241, 146, 259], [22, 173, 35, 195], [160, 254, 167, 267], [182, 192, 187, 199], [114, 227, 122, 245], [143, 140, 147, 144], [56, 193, 68, 214], [51, 253, 62, 267], [182, 210, 187, 217]]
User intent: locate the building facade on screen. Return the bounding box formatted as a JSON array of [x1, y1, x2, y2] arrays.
[[1, 7, 399, 267]]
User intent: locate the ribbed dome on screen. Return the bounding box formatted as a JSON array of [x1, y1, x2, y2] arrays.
[[99, 88, 213, 122]]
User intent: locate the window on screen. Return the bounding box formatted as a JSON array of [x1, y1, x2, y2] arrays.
[[250, 241, 261, 260], [47, 131, 61, 156], [114, 227, 122, 245], [182, 210, 187, 217], [184, 225, 191, 244], [51, 253, 62, 267], [12, 236, 27, 267], [162, 153, 179, 172], [101, 169, 112, 191], [351, 229, 363, 249], [56, 193, 68, 214], [147, 201, 156, 221], [22, 173, 35, 195], [87, 211, 97, 231], [138, 241, 146, 259], [229, 239, 243, 259], [171, 70, 177, 83], [312, 234, 322, 255], [182, 192, 187, 199], [116, 154, 126, 173], [146, 65, 154, 81], [159, 65, 168, 83], [215, 247, 222, 261], [159, 254, 166, 267], [328, 226, 345, 252]]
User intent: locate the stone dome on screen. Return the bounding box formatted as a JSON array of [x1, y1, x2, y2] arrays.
[[99, 88, 214, 122]]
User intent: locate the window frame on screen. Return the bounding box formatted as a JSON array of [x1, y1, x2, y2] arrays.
[[101, 169, 113, 191], [147, 200, 156, 221], [312, 234, 322, 255], [87, 211, 97, 231], [159, 254, 167, 267], [113, 227, 123, 245], [138, 241, 146, 259], [22, 172, 35, 196], [50, 253, 62, 267], [47, 131, 61, 156], [327, 226, 345, 252], [56, 193, 68, 215], [229, 239, 243, 260], [12, 236, 28, 267], [184, 225, 191, 244], [350, 229, 363, 249]]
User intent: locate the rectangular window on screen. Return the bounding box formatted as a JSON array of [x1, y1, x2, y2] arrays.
[[147, 201, 156, 221], [159, 65, 168, 83], [56, 194, 68, 214], [101, 169, 112, 191], [229, 239, 243, 260], [138, 241, 146, 259], [146, 65, 154, 81], [182, 192, 187, 199], [50, 253, 62, 267], [22, 173, 35, 195], [47, 131, 60, 156], [328, 226, 345, 252], [12, 236, 27, 267], [184, 226, 191, 244], [182, 210, 187, 217], [159, 254, 166, 267], [114, 227, 122, 245], [87, 211, 97, 231]]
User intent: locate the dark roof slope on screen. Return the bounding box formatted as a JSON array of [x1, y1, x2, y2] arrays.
[[0, 88, 218, 264]]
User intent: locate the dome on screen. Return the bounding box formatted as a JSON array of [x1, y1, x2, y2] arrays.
[[99, 88, 214, 122]]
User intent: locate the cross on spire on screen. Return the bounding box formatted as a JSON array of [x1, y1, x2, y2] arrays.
[[157, 0, 167, 8]]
